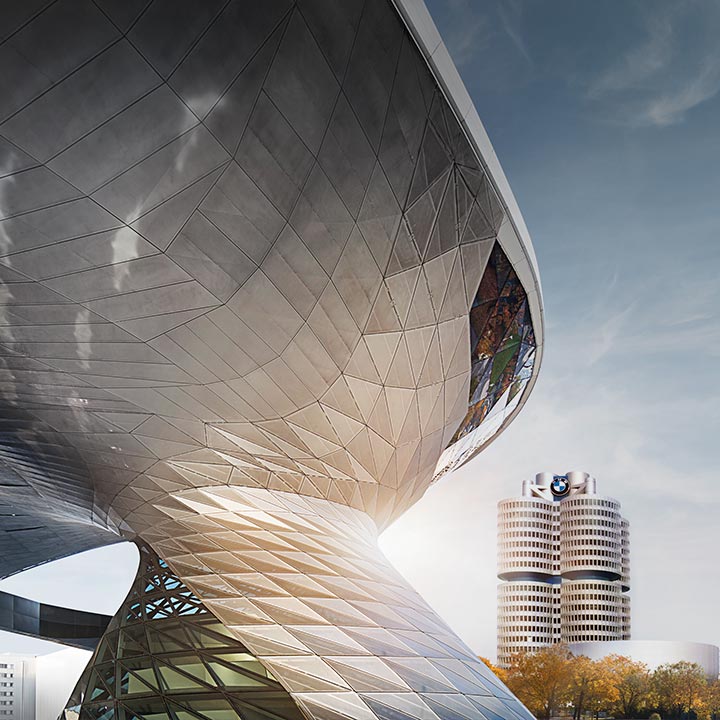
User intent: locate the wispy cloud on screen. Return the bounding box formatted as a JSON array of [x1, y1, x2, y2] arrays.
[[442, 0, 531, 69], [498, 1, 532, 66], [576, 267, 720, 359], [585, 302, 635, 365], [587, 2, 720, 126], [642, 59, 720, 125], [589, 12, 675, 97], [442, 0, 490, 67]]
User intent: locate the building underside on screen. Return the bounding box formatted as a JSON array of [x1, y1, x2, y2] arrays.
[[0, 1, 543, 719], [0, 589, 110, 650]]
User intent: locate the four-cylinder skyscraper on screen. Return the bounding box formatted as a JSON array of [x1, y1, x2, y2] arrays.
[[497, 472, 630, 666]]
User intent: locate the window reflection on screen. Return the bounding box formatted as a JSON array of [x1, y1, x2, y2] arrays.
[[435, 242, 536, 479]]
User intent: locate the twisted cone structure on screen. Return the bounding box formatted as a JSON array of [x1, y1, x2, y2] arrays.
[[0, 1, 543, 719]]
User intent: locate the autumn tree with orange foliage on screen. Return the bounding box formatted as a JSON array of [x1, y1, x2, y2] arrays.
[[492, 649, 714, 720], [603, 654, 652, 718], [653, 661, 707, 719], [703, 678, 720, 720], [503, 645, 574, 720], [566, 654, 614, 720]]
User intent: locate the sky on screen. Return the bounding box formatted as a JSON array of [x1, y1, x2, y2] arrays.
[[1, 0, 719, 663]]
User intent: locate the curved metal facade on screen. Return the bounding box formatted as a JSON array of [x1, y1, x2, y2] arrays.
[[0, 1, 543, 719], [68, 489, 530, 720], [66, 542, 306, 720], [0, 590, 110, 650]]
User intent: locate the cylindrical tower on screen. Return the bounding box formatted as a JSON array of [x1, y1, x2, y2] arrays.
[[560, 580, 624, 643], [498, 496, 554, 581], [498, 473, 630, 664], [559, 495, 623, 581], [497, 581, 556, 667], [622, 594, 632, 640], [497, 495, 560, 663], [621, 517, 631, 639], [559, 493, 625, 643], [621, 518, 631, 591]]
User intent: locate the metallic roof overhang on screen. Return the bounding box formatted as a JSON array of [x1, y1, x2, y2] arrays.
[[0, 0, 544, 578]]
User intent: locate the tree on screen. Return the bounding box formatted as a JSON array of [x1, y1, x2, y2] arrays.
[[703, 679, 720, 720], [653, 662, 707, 719], [504, 645, 574, 720], [568, 655, 605, 720], [602, 654, 652, 718], [654, 663, 681, 716], [675, 663, 707, 719]]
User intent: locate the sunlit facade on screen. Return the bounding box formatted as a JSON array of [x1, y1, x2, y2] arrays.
[[0, 1, 543, 719], [497, 472, 630, 666]]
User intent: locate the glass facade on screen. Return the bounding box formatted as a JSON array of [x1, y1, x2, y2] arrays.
[[61, 543, 303, 720], [435, 243, 537, 478]]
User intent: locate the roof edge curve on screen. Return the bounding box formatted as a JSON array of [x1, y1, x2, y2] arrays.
[[391, 0, 545, 466], [390, 0, 543, 303]]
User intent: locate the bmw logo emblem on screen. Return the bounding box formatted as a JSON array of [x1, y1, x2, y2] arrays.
[[551, 475, 570, 497]]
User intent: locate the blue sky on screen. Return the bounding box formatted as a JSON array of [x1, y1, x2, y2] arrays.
[[2, 0, 719, 662]]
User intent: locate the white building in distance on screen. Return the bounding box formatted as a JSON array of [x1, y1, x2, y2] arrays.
[[0, 650, 90, 720], [497, 471, 630, 666], [0, 655, 33, 720], [567, 640, 719, 680]]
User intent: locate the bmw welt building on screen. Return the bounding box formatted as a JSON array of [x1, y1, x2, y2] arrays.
[[0, 2, 543, 719]]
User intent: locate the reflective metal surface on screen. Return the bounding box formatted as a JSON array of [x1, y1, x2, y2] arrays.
[[0, 0, 542, 573], [63, 542, 305, 720], [65, 490, 534, 720], [0, 589, 110, 650], [0, 1, 544, 719]]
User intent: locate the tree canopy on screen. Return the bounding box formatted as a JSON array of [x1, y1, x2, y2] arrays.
[[490, 647, 719, 720]]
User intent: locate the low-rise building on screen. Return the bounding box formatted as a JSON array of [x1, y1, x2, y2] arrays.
[[0, 650, 90, 720]]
